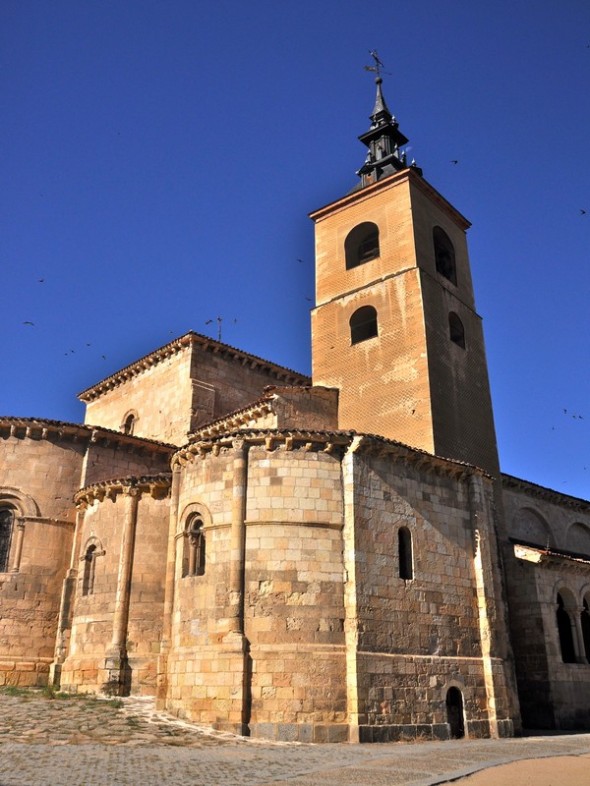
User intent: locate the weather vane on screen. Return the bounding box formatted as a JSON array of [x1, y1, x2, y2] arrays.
[[364, 50, 391, 78]]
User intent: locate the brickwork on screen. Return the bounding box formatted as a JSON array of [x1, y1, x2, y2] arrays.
[[310, 170, 500, 478], [311, 172, 436, 454]]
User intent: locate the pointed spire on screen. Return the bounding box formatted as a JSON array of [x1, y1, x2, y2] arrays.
[[356, 76, 420, 187], [370, 77, 393, 126]]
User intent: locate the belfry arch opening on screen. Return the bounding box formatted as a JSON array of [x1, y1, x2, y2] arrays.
[[350, 306, 378, 345], [433, 226, 457, 284], [345, 222, 380, 269]]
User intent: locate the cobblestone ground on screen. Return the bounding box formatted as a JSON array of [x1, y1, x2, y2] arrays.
[[1, 689, 589, 786]]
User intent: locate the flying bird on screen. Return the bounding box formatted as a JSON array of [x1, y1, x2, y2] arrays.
[[450, 160, 459, 165], [22, 321, 34, 326], [580, 209, 587, 215], [37, 278, 45, 283]]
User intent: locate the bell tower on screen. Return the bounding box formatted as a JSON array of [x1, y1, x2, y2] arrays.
[[310, 77, 500, 476]]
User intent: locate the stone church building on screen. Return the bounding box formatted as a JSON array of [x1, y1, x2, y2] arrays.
[[1, 78, 590, 743]]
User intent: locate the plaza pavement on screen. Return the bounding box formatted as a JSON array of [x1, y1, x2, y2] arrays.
[[0, 689, 589, 786]]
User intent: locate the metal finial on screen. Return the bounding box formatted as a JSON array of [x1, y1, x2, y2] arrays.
[[364, 50, 391, 78]]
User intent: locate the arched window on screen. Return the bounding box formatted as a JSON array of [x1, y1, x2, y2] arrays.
[[82, 544, 97, 596], [433, 227, 457, 284], [345, 222, 380, 269], [581, 598, 590, 664], [0, 507, 14, 572], [449, 312, 466, 349], [350, 306, 378, 345], [121, 412, 136, 436], [183, 515, 206, 577], [556, 593, 576, 663], [398, 526, 413, 580]]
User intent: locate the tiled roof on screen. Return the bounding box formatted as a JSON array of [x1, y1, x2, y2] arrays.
[[78, 331, 310, 401]]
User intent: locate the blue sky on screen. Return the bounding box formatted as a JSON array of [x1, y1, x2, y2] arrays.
[[1, 1, 589, 499]]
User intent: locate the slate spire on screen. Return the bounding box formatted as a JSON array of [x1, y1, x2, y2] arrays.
[[356, 77, 420, 187]]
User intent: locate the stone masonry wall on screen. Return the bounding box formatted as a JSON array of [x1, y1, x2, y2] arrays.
[[350, 450, 507, 740], [83, 345, 194, 445], [502, 482, 590, 729], [60, 488, 169, 694], [0, 433, 82, 686], [166, 437, 347, 742]]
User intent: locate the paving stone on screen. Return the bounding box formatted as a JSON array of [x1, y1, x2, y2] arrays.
[[0, 690, 589, 786]]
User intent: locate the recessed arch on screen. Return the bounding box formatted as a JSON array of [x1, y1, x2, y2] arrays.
[[0, 487, 40, 518], [350, 305, 378, 345], [511, 507, 553, 548], [345, 222, 380, 269], [556, 590, 577, 663], [433, 226, 457, 284], [566, 522, 590, 556]]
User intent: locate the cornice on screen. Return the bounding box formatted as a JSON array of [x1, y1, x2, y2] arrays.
[[502, 473, 590, 511], [0, 416, 174, 454], [309, 168, 470, 231], [511, 539, 590, 572], [78, 331, 310, 402], [75, 473, 171, 507], [172, 427, 485, 482], [190, 396, 275, 440]]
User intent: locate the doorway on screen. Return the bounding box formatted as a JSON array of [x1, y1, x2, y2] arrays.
[[446, 687, 465, 739]]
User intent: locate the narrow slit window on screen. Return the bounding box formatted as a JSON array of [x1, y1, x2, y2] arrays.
[[398, 526, 413, 580], [122, 413, 136, 435], [0, 508, 14, 572], [183, 515, 206, 577], [82, 544, 97, 596]]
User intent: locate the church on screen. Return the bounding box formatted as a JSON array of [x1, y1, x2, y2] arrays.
[[1, 76, 590, 743]]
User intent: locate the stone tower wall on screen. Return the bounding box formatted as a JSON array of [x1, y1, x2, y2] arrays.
[[311, 173, 436, 452]]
